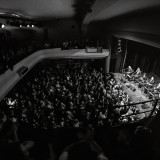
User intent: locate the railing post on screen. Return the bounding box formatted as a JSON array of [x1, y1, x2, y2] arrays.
[[149, 99, 158, 118]]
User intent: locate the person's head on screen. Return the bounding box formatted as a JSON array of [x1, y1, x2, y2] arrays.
[[132, 126, 153, 150], [134, 126, 152, 140], [68, 141, 97, 160], [76, 128, 87, 139]]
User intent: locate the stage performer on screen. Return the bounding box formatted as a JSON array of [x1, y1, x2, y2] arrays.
[[157, 83, 160, 89], [128, 66, 134, 73], [150, 77, 154, 83], [143, 73, 146, 79], [135, 67, 141, 75]]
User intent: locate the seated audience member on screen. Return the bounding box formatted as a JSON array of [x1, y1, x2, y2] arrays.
[[30, 141, 55, 160], [0, 42, 40, 75], [130, 126, 153, 160], [59, 127, 109, 160], [0, 116, 34, 160], [112, 128, 132, 160]]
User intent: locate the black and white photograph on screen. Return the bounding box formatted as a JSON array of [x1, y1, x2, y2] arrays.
[[0, 0, 160, 160]]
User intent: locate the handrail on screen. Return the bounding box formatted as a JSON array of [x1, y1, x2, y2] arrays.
[[109, 98, 160, 128], [113, 98, 160, 108], [149, 98, 159, 117], [113, 72, 160, 121], [122, 109, 153, 118]]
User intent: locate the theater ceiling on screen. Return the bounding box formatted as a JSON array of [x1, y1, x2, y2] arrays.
[[0, 0, 159, 23]]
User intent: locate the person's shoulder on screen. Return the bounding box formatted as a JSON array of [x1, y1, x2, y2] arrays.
[[59, 142, 81, 160], [59, 151, 69, 160], [64, 142, 77, 152]]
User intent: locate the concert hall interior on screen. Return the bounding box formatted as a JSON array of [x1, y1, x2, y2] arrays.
[[1, 0, 160, 160]]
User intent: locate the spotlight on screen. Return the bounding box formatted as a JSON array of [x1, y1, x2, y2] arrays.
[[20, 25, 22, 27], [31, 25, 35, 28], [27, 24, 30, 27], [1, 24, 5, 28]]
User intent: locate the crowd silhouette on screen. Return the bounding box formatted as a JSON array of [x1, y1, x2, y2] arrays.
[[0, 61, 141, 129], [0, 60, 156, 160]]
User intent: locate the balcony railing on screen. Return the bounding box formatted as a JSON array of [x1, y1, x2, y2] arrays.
[[110, 98, 160, 126]]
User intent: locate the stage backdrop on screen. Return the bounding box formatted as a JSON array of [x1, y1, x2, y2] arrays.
[[124, 40, 160, 76]]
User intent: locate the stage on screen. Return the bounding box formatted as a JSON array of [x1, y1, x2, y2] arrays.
[[114, 73, 154, 119]]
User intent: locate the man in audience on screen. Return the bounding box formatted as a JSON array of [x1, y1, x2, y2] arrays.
[[130, 126, 153, 160], [59, 127, 109, 160]]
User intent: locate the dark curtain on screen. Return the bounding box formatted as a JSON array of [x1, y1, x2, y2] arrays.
[[110, 36, 126, 72], [154, 52, 160, 76], [125, 40, 160, 75]]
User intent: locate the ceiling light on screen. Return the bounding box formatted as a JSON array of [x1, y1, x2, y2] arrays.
[[12, 14, 20, 17], [20, 25, 22, 27], [31, 25, 35, 28], [27, 25, 30, 27], [1, 24, 5, 28]]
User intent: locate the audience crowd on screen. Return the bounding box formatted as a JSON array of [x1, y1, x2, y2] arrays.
[[0, 61, 156, 160], [0, 39, 104, 76], [0, 42, 41, 75], [0, 110, 153, 160], [0, 61, 144, 129], [0, 110, 56, 160], [61, 39, 104, 50]]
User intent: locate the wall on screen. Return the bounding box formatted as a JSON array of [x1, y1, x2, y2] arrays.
[[46, 18, 81, 46], [85, 10, 160, 45]]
